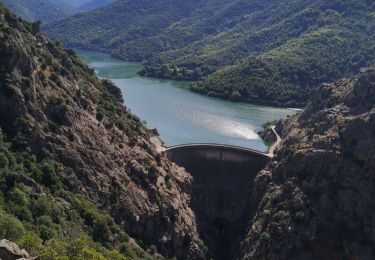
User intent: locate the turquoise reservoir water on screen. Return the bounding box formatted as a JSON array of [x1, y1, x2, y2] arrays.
[[77, 49, 295, 152]]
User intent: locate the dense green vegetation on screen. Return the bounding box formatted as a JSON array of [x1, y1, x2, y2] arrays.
[[138, 64, 204, 81], [0, 4, 163, 258], [0, 128, 159, 259], [0, 0, 114, 23], [45, 0, 375, 106], [193, 26, 375, 107], [1, 0, 73, 23], [77, 0, 115, 12], [49, 0, 90, 9]]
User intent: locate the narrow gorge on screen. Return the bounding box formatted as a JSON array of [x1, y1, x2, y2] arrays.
[[166, 144, 271, 259], [0, 2, 374, 260], [165, 67, 375, 259]]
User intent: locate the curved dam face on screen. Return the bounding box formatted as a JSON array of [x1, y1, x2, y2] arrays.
[[165, 144, 271, 259]]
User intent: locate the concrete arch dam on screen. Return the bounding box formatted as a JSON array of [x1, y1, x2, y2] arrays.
[[165, 144, 271, 259]]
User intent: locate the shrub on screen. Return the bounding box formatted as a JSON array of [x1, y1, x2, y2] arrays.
[[80, 246, 106, 260], [47, 120, 58, 133], [230, 90, 242, 100], [30, 196, 65, 224], [0, 210, 26, 240], [9, 187, 28, 205], [96, 111, 104, 121], [10, 205, 33, 222], [148, 164, 157, 174], [47, 96, 69, 125], [37, 215, 53, 227], [40, 160, 59, 187], [107, 250, 127, 260], [38, 225, 57, 241], [50, 73, 59, 82], [66, 131, 75, 142], [119, 242, 137, 258], [31, 21, 41, 34], [92, 217, 112, 242], [148, 245, 157, 255], [0, 153, 9, 168], [18, 232, 43, 256]]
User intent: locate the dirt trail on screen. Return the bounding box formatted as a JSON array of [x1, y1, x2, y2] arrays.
[[267, 126, 281, 157]]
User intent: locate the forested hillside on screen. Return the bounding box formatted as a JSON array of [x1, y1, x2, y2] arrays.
[[1, 3, 374, 259], [45, 0, 233, 61], [0, 0, 115, 23], [45, 0, 375, 106], [77, 0, 116, 12], [50, 0, 90, 9], [1, 0, 73, 23], [192, 2, 375, 107], [0, 4, 205, 259]]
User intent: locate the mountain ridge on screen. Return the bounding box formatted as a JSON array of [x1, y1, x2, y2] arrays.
[[45, 0, 375, 106], [0, 2, 374, 259], [1, 0, 73, 23], [77, 0, 116, 12]]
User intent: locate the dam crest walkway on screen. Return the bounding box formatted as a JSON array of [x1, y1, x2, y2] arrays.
[[165, 143, 272, 159], [163, 125, 281, 159]]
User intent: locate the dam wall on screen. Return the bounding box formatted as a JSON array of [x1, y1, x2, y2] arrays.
[[165, 144, 271, 259]]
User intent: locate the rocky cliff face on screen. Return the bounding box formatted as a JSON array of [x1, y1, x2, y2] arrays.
[[2, 3, 374, 259], [240, 68, 375, 259], [0, 239, 31, 260], [0, 5, 205, 259]]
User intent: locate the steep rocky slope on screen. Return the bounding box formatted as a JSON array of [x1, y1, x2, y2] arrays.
[[240, 68, 375, 259], [0, 4, 205, 259], [2, 2, 374, 259]]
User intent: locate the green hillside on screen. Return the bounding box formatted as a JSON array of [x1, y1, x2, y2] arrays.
[[50, 0, 90, 9], [45, 0, 375, 106], [77, 0, 116, 12], [1, 0, 73, 23], [45, 0, 233, 60]]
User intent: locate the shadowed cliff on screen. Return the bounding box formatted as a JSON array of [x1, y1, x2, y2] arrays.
[[240, 68, 375, 259]]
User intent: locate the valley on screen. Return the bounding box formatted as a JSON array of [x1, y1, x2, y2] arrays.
[[0, 1, 374, 260], [45, 0, 375, 107], [77, 49, 294, 151]]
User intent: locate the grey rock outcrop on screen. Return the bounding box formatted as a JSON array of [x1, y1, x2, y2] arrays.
[[0, 240, 31, 260], [258, 123, 277, 144], [240, 68, 375, 259]]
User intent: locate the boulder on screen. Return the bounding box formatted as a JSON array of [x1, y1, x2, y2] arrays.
[[0, 240, 31, 260]]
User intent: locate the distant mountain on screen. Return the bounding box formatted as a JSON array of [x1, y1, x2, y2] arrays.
[[45, 0, 235, 62], [0, 0, 114, 23], [49, 0, 90, 8], [77, 0, 115, 12], [50, 0, 115, 12], [1, 0, 73, 23], [45, 0, 375, 107], [1, 3, 374, 259]]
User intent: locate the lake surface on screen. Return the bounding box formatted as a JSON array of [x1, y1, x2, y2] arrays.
[[77, 49, 295, 152]]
